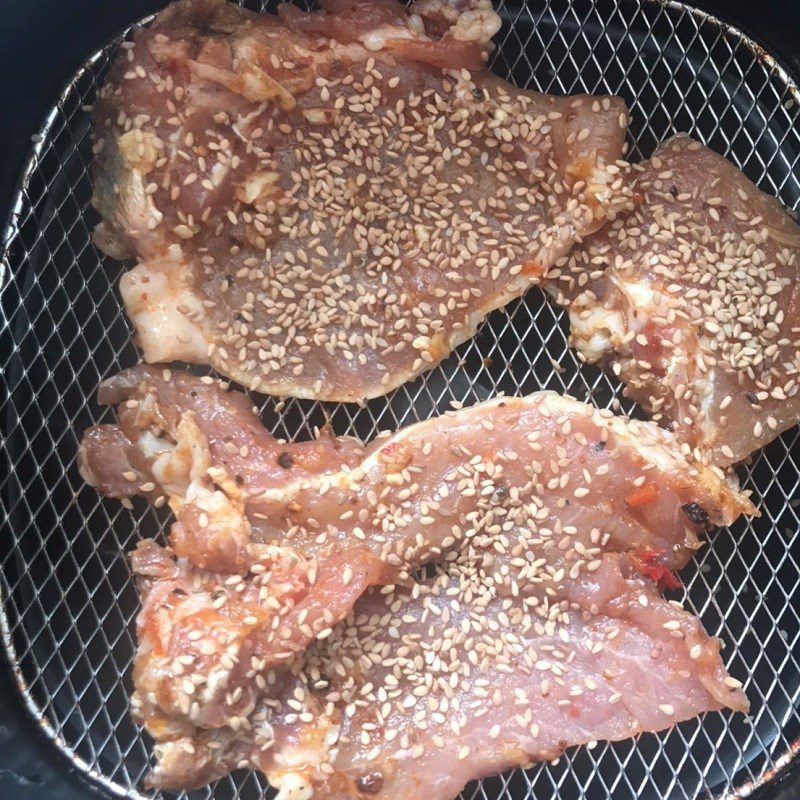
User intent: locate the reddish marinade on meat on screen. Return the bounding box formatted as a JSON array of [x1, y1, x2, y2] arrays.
[[79, 367, 752, 795], [91, 0, 632, 401], [548, 134, 800, 466]]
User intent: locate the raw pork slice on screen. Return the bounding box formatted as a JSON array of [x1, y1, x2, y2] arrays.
[[92, 0, 631, 401], [548, 135, 800, 466], [79, 368, 752, 792]]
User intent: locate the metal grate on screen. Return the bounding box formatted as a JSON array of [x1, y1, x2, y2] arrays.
[[1, 1, 799, 798]]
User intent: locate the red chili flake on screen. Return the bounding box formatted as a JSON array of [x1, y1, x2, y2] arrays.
[[632, 547, 682, 591]]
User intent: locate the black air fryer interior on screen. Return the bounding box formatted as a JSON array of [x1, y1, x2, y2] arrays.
[[0, 2, 799, 800]]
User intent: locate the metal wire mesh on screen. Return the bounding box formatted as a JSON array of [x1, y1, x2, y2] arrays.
[[0, 1, 799, 798]]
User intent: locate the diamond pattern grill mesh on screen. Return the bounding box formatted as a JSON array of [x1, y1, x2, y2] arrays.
[[1, 1, 799, 798]]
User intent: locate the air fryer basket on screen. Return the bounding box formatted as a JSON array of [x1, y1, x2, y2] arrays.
[[1, 1, 799, 798]]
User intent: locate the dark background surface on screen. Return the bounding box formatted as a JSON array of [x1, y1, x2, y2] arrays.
[[0, 1, 799, 799]]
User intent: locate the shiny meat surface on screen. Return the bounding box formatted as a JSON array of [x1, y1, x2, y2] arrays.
[[548, 135, 800, 466], [80, 367, 751, 575], [141, 554, 749, 797], [92, 0, 631, 401], [80, 367, 383, 697], [250, 390, 752, 575], [129, 538, 388, 735], [79, 365, 365, 506], [80, 369, 752, 792], [136, 426, 749, 795]]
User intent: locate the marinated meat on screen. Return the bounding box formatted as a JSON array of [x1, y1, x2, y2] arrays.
[[79, 370, 753, 792], [92, 0, 631, 401], [139, 552, 749, 797], [129, 538, 390, 734], [80, 367, 751, 576], [548, 135, 800, 466], [79, 365, 365, 505]]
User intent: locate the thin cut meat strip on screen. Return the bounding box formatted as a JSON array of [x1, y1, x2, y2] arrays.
[[80, 367, 750, 576], [80, 368, 395, 698], [79, 370, 752, 792], [80, 366, 365, 504], [134, 550, 749, 798], [547, 135, 800, 466], [91, 0, 631, 401]]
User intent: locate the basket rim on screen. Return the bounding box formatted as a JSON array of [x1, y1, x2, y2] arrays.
[[0, 2, 798, 799]]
